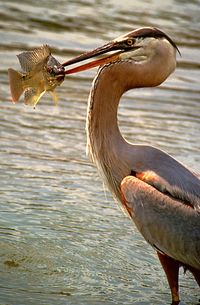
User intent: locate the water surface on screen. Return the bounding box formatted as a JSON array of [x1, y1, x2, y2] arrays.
[[0, 0, 200, 304]]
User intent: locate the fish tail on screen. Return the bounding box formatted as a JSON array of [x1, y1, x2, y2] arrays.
[[8, 68, 24, 103]]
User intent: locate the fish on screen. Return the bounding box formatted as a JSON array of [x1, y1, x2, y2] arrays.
[[8, 45, 65, 107]]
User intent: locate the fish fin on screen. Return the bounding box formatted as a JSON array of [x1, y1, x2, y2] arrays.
[[24, 88, 45, 107], [8, 68, 24, 102], [50, 90, 58, 105], [17, 45, 51, 72]]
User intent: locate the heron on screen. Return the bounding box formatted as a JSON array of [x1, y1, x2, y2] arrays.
[[62, 27, 200, 304]]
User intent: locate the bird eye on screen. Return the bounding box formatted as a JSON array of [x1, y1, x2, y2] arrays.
[[126, 38, 135, 46]]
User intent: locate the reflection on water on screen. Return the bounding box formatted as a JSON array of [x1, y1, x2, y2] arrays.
[[0, 0, 199, 305]]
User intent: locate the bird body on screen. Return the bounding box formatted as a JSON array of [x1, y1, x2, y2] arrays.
[[86, 54, 200, 272], [63, 27, 200, 304], [121, 175, 200, 269]]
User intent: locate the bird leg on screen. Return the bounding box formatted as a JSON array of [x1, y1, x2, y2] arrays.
[[157, 251, 180, 304], [187, 265, 200, 287]]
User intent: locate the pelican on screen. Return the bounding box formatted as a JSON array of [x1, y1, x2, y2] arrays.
[[62, 27, 200, 304]]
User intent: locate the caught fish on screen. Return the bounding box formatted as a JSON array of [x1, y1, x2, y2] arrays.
[[8, 45, 65, 107]]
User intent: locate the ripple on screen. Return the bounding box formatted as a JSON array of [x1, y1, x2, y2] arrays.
[[0, 1, 199, 305]]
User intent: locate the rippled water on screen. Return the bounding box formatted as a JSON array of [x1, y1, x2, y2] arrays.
[[0, 1, 200, 304]]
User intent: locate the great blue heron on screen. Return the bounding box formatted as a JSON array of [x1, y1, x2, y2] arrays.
[[62, 27, 200, 304]]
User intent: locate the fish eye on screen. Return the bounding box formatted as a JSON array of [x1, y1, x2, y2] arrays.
[[126, 38, 135, 46]]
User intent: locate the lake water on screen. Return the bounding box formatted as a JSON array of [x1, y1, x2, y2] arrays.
[[0, 0, 199, 304]]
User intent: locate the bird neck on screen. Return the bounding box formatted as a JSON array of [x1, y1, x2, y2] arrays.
[[86, 53, 176, 200], [86, 63, 129, 200]]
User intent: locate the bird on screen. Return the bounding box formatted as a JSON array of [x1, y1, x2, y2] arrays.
[[62, 27, 200, 304]]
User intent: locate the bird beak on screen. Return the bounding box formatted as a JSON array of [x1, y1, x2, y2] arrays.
[[62, 42, 123, 75]]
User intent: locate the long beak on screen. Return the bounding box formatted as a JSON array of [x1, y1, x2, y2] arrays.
[[62, 41, 123, 75]]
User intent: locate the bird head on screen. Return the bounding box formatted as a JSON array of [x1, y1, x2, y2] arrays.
[[62, 27, 180, 75]]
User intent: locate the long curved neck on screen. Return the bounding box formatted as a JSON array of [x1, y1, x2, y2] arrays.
[[86, 51, 176, 200], [87, 63, 129, 200]]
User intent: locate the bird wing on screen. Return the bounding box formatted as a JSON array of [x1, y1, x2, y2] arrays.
[[120, 175, 200, 269], [134, 169, 200, 211], [129, 146, 200, 211]]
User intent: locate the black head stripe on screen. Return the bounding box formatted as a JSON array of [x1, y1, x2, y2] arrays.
[[128, 27, 181, 56]]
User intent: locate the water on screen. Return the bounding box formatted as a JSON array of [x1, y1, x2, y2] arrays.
[[0, 0, 200, 304]]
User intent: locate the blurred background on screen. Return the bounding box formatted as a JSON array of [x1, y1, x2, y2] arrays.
[[0, 0, 199, 304]]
